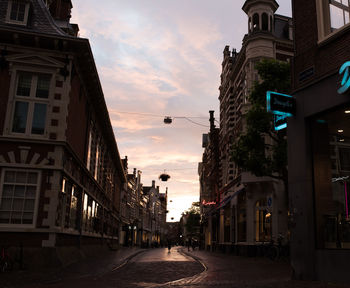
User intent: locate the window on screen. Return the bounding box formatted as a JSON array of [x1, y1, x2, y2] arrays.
[[11, 72, 51, 136], [262, 13, 269, 31], [316, 0, 350, 40], [311, 105, 350, 249], [0, 170, 39, 225], [6, 1, 30, 25], [329, 0, 350, 31]]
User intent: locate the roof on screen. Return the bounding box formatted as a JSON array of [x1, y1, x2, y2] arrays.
[[0, 0, 70, 37], [242, 0, 279, 13]]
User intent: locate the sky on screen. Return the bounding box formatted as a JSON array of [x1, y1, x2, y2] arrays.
[[71, 0, 292, 222]]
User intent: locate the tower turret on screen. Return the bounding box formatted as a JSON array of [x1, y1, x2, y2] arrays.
[[242, 0, 279, 34]]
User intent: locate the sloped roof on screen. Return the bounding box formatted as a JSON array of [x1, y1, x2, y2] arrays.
[[0, 0, 69, 37]]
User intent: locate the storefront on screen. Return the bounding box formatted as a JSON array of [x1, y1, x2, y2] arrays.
[[288, 71, 350, 282]]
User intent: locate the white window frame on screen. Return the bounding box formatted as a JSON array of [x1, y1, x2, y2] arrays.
[[316, 0, 350, 43], [6, 69, 54, 138], [0, 169, 41, 228], [6, 0, 30, 26]]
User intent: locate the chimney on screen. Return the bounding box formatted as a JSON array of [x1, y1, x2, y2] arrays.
[[209, 110, 215, 132], [152, 180, 155, 188]]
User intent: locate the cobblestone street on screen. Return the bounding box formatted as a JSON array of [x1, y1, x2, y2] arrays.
[[2, 247, 350, 288]]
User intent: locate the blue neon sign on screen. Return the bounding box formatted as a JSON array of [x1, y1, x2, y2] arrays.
[[338, 61, 350, 94], [266, 91, 296, 117], [274, 115, 287, 131]]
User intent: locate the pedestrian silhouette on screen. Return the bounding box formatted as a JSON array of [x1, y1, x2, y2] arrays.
[[167, 239, 171, 253]]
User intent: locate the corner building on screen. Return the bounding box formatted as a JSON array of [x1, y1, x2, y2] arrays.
[[0, 0, 126, 266], [289, 0, 350, 282], [209, 0, 293, 253]]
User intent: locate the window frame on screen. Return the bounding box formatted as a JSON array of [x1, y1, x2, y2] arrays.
[[7, 70, 53, 138], [5, 0, 30, 26], [316, 0, 350, 44], [0, 169, 41, 228]]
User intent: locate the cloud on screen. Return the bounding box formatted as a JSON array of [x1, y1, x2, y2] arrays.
[[71, 0, 292, 221]]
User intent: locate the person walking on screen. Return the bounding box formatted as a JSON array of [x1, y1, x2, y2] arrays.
[[167, 238, 172, 253]]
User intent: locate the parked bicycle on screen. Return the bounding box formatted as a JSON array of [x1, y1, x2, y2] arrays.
[[256, 234, 290, 261], [0, 247, 13, 273]]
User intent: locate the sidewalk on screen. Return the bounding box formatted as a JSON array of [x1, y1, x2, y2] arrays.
[[1, 246, 147, 288], [179, 248, 350, 288]]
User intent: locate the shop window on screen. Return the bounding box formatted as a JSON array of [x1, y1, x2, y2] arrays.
[[0, 170, 39, 225], [311, 106, 350, 249], [6, 0, 30, 26], [237, 192, 246, 242], [11, 72, 51, 136], [255, 199, 272, 242], [224, 205, 231, 242]]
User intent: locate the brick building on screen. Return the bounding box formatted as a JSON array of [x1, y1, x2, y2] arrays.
[[288, 0, 350, 282], [0, 0, 126, 266]]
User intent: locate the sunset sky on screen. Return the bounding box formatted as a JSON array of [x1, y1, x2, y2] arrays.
[[71, 0, 292, 221]]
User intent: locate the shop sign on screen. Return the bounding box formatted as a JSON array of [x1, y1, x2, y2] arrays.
[[202, 200, 216, 206], [338, 61, 350, 94], [274, 114, 287, 131], [266, 91, 296, 117], [267, 91, 295, 130]]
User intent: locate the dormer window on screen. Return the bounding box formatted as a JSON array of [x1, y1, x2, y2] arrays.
[[6, 1, 30, 26]]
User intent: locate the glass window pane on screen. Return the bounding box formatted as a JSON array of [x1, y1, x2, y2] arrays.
[[11, 212, 22, 224], [36, 75, 51, 98], [10, 2, 19, 20], [4, 171, 16, 183], [3, 185, 13, 197], [17, 3, 25, 21], [16, 74, 31, 96], [330, 4, 346, 29], [12, 101, 28, 133], [27, 172, 38, 184], [14, 185, 25, 197], [345, 11, 349, 24], [22, 212, 33, 224], [13, 199, 24, 210], [31, 103, 47, 135], [26, 186, 36, 198], [0, 212, 10, 223], [0, 199, 12, 210], [16, 172, 27, 184], [341, 0, 349, 7], [24, 199, 35, 211]]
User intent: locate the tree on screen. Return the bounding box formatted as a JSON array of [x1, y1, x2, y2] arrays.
[[232, 59, 290, 187], [183, 202, 200, 237]]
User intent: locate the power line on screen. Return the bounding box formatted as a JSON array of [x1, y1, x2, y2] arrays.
[[113, 110, 209, 120]]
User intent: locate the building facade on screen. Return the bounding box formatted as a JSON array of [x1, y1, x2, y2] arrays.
[[201, 0, 293, 253], [0, 0, 126, 266], [289, 0, 350, 282]]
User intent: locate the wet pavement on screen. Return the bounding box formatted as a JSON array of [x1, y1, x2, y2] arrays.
[[2, 247, 350, 288]]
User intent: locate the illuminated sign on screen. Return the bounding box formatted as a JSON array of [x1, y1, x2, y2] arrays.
[[266, 91, 296, 117], [202, 200, 216, 206], [338, 61, 350, 94], [274, 115, 287, 131]]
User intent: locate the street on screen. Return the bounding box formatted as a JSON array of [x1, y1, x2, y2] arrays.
[[2, 248, 349, 288]]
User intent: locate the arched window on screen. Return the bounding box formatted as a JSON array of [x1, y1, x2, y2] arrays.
[[262, 13, 268, 31], [270, 15, 273, 32], [249, 17, 252, 33], [255, 199, 272, 242], [253, 13, 260, 31]]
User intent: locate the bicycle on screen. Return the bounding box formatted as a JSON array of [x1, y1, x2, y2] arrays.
[[0, 247, 13, 273]]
